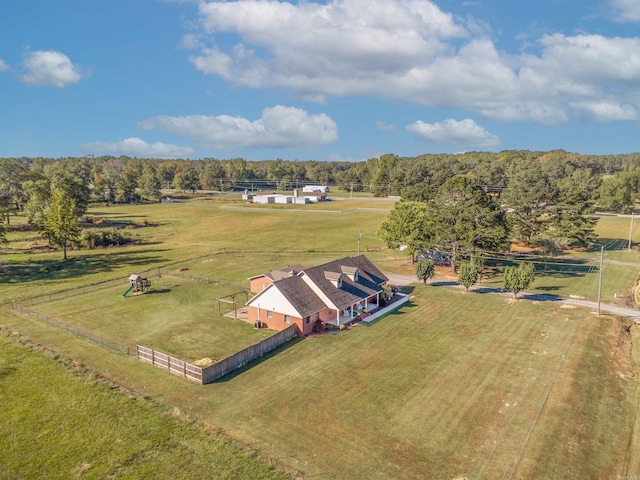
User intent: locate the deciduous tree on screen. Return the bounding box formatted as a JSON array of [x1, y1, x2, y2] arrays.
[[458, 260, 483, 292], [415, 258, 435, 285], [378, 201, 429, 263], [44, 188, 81, 261], [503, 263, 535, 298]]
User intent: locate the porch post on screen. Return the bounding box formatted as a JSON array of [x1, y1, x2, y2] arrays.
[[350, 305, 353, 319]]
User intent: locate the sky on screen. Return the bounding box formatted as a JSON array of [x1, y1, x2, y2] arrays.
[[0, 0, 639, 161]]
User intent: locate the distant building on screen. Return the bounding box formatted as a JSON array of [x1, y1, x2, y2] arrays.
[[252, 194, 308, 204], [302, 185, 330, 193]]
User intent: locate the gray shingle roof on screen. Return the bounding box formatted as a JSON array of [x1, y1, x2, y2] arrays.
[[274, 275, 326, 318], [301, 255, 388, 310], [248, 255, 388, 315]]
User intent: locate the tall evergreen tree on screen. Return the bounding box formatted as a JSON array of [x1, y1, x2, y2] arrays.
[[429, 176, 509, 273]]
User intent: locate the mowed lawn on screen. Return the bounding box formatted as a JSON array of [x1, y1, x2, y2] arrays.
[[27, 276, 275, 361], [0, 334, 289, 480], [166, 287, 635, 480], [2, 197, 639, 479], [0, 196, 392, 303]]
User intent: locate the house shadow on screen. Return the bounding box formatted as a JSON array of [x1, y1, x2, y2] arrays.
[[210, 337, 305, 383]]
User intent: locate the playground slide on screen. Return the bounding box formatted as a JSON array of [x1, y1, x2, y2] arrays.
[[122, 285, 134, 298]]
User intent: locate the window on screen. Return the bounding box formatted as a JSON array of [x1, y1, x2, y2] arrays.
[[354, 271, 359, 282], [267, 310, 273, 318], [284, 315, 291, 324], [305, 316, 310, 325]]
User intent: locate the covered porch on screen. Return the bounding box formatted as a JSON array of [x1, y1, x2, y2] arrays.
[[324, 292, 410, 327], [326, 293, 381, 327]]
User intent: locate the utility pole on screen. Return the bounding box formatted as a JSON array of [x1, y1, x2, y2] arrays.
[[597, 245, 604, 316], [358, 230, 362, 256], [629, 211, 635, 252], [350, 182, 353, 200]]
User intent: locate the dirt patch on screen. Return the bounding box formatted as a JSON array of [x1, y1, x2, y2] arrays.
[[611, 320, 638, 381], [176, 267, 189, 272], [193, 357, 215, 367], [224, 307, 248, 320]]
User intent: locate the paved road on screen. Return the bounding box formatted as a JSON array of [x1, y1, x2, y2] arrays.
[[384, 272, 640, 320]]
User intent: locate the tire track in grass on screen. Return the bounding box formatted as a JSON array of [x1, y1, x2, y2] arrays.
[[462, 316, 565, 478], [468, 347, 552, 478], [469, 308, 581, 478], [412, 299, 541, 437], [390, 293, 546, 469], [468, 266, 598, 479], [498, 268, 599, 479]]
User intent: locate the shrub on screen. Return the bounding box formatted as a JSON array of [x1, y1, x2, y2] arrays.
[[82, 230, 133, 249]]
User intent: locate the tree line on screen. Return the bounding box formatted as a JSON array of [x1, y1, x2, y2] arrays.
[[1, 150, 640, 252]]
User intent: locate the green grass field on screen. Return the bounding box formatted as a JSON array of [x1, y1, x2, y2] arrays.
[[1, 196, 639, 479], [29, 276, 275, 361], [0, 333, 289, 480]]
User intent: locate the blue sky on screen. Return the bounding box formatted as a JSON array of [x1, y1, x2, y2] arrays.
[[1, 0, 639, 160]]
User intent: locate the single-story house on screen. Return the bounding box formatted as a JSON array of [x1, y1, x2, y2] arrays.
[[304, 192, 328, 202], [246, 255, 389, 335]]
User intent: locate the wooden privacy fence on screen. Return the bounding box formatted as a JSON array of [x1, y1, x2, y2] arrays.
[[137, 325, 297, 385], [137, 346, 203, 383], [201, 325, 297, 384]]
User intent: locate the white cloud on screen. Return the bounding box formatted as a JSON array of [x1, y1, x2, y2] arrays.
[[375, 121, 396, 131], [187, 0, 640, 124], [0, 59, 9, 72], [610, 0, 640, 22], [570, 101, 637, 121], [137, 106, 338, 149], [406, 118, 500, 149], [20, 50, 88, 87], [79, 138, 194, 159]]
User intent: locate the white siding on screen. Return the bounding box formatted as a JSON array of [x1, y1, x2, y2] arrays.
[[247, 284, 303, 317]]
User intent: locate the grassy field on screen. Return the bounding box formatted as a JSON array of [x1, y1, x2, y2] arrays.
[[1, 196, 640, 479], [3, 286, 637, 479], [27, 276, 276, 361], [0, 333, 290, 480]]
